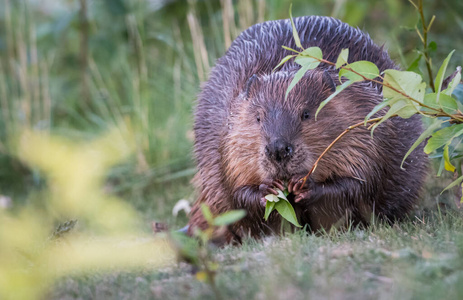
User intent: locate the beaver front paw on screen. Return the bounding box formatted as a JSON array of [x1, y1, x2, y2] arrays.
[[259, 179, 285, 207], [288, 176, 312, 203]]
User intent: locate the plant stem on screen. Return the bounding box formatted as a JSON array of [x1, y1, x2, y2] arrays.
[[198, 249, 222, 300], [299, 116, 388, 186], [79, 0, 90, 103], [418, 0, 436, 92]]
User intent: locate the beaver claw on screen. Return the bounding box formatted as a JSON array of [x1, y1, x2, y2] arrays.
[[259, 179, 285, 207]]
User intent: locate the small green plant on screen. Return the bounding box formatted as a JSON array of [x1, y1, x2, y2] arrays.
[[171, 204, 246, 300]]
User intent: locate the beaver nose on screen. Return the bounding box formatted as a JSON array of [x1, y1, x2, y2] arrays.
[[265, 139, 294, 162]]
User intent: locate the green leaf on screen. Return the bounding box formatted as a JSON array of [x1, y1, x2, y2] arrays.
[[170, 231, 200, 265], [364, 100, 390, 125], [423, 93, 438, 109], [200, 204, 213, 224], [282, 46, 300, 53], [370, 100, 418, 135], [443, 144, 456, 172], [336, 48, 349, 69], [289, 4, 302, 49], [428, 41, 437, 53], [388, 99, 418, 118], [401, 120, 443, 168], [285, 64, 311, 100], [443, 69, 462, 96], [424, 124, 463, 154], [273, 55, 296, 72], [264, 201, 276, 221], [274, 200, 302, 227], [383, 69, 426, 102], [441, 175, 463, 194], [213, 209, 246, 226], [435, 50, 455, 98], [339, 61, 379, 82], [383, 69, 425, 112], [423, 93, 458, 114], [438, 94, 458, 114], [315, 80, 353, 120], [295, 47, 322, 68], [406, 54, 422, 73]]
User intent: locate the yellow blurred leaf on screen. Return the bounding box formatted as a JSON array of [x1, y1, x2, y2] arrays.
[[196, 271, 209, 282]]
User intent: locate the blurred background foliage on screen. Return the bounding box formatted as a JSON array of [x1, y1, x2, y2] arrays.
[[0, 0, 462, 225]]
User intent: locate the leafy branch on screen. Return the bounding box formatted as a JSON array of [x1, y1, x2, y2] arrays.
[[280, 47, 461, 202], [264, 4, 463, 224], [281, 47, 463, 124]]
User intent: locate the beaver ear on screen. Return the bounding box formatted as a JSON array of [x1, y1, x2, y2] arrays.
[[322, 70, 336, 94], [244, 74, 258, 99]]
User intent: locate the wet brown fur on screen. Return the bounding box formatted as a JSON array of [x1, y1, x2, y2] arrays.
[[187, 16, 428, 242]]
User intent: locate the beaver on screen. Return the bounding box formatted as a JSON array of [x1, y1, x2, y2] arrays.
[[187, 16, 428, 242]]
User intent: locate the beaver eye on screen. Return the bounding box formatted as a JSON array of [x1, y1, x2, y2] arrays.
[[256, 115, 261, 123], [301, 110, 310, 121]]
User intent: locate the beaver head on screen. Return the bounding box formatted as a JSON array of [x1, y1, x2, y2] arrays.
[[222, 68, 382, 189]]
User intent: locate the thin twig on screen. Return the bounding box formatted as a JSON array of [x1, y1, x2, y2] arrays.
[[299, 116, 388, 186], [418, 0, 436, 92]]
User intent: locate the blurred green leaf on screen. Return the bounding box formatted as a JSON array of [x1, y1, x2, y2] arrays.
[[213, 210, 246, 226], [441, 175, 463, 194], [407, 54, 422, 73], [401, 120, 443, 168], [171, 231, 200, 265], [428, 41, 437, 53], [200, 204, 213, 224]]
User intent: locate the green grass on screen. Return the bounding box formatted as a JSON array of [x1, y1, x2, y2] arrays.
[[49, 210, 463, 300]]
